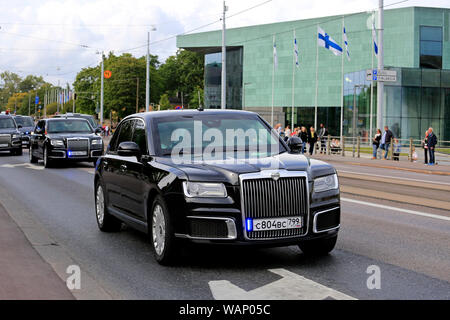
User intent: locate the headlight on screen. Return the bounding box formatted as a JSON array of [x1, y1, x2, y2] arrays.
[[12, 134, 20, 139], [91, 139, 102, 145], [314, 174, 339, 193], [183, 182, 227, 198], [50, 139, 64, 147]]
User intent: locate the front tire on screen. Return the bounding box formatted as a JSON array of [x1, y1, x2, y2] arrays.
[[43, 146, 53, 168], [29, 146, 38, 163], [95, 183, 122, 232], [298, 235, 338, 256], [151, 195, 178, 265]]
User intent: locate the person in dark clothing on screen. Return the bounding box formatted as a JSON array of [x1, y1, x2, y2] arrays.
[[372, 129, 382, 159], [423, 130, 429, 164], [380, 126, 394, 160], [300, 126, 308, 154], [427, 127, 438, 165], [308, 127, 318, 155]]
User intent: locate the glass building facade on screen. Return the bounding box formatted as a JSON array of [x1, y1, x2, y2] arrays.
[[204, 48, 243, 110], [344, 68, 450, 141]]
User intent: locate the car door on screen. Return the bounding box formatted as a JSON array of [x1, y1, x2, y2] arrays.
[[103, 119, 133, 214], [119, 119, 148, 220]]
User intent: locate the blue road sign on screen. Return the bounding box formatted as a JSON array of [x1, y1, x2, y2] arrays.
[[35, 96, 39, 105], [373, 69, 377, 75], [373, 75, 378, 81]]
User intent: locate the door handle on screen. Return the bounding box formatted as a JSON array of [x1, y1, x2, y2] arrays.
[[120, 164, 127, 172]]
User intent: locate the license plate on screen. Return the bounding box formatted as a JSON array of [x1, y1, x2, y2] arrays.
[[251, 217, 302, 232], [0, 144, 8, 148], [22, 141, 29, 145], [69, 151, 87, 156]]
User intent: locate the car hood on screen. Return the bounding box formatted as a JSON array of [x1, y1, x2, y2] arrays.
[[47, 133, 98, 140], [18, 127, 34, 134], [0, 128, 18, 134], [154, 153, 335, 185]]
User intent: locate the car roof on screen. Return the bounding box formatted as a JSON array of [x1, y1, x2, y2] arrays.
[[0, 114, 14, 119], [45, 117, 90, 122], [123, 109, 258, 122]]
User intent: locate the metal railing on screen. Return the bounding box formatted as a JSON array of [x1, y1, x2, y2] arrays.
[[304, 135, 450, 163]]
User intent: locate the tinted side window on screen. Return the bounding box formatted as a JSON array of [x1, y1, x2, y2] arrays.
[[116, 120, 134, 147], [132, 119, 147, 154], [36, 120, 45, 132]]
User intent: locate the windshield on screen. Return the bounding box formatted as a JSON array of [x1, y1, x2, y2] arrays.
[[82, 116, 97, 128], [153, 113, 285, 160], [0, 118, 16, 129], [14, 117, 34, 127], [47, 119, 93, 134]]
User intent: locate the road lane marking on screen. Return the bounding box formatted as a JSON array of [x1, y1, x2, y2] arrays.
[[341, 197, 450, 222], [338, 169, 450, 187], [209, 268, 356, 300], [0, 163, 45, 170]]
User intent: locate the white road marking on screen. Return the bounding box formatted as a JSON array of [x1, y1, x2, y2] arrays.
[[341, 197, 450, 222], [337, 169, 450, 186], [209, 268, 356, 300], [0, 163, 44, 170]]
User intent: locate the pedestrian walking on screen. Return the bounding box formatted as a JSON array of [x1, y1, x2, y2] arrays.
[[105, 125, 109, 137], [423, 130, 429, 164], [274, 123, 282, 135], [427, 127, 438, 165], [285, 125, 291, 138], [308, 127, 318, 155], [372, 129, 382, 159], [318, 123, 328, 154], [379, 126, 394, 160], [300, 126, 308, 154], [393, 138, 400, 161]]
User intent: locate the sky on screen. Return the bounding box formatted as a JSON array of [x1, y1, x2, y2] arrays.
[[0, 0, 448, 87]]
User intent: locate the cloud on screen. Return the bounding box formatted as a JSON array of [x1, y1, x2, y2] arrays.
[[0, 0, 448, 86]]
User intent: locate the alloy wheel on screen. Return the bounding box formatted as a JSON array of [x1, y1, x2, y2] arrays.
[[152, 204, 166, 256]]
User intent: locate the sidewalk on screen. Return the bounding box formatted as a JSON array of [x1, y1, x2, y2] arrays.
[[312, 153, 450, 176], [0, 203, 74, 300]]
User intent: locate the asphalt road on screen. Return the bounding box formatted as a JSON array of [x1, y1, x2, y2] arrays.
[[0, 150, 449, 300]]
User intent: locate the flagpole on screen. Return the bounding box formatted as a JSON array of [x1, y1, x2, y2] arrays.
[[314, 26, 319, 130], [291, 30, 295, 129], [340, 16, 345, 139], [271, 34, 275, 127], [370, 11, 375, 141]]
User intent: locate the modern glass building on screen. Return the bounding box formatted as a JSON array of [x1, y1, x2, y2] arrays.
[[177, 6, 450, 141]]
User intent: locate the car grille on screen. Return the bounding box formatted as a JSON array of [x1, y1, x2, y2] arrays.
[[0, 134, 11, 146], [67, 138, 89, 151], [241, 174, 309, 240]]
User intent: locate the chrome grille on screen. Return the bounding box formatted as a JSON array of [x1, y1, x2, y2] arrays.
[[240, 172, 309, 240], [67, 138, 89, 151], [0, 134, 11, 145]]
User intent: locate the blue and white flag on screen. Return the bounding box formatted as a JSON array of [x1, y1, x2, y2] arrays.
[[273, 37, 278, 69], [343, 26, 350, 61], [318, 26, 343, 56], [294, 37, 299, 67], [372, 20, 378, 56]]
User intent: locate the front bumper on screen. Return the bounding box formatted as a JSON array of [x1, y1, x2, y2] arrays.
[[48, 147, 103, 160], [170, 188, 340, 246], [0, 139, 22, 151]]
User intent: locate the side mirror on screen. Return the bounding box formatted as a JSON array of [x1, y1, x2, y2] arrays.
[[17, 125, 23, 129], [287, 136, 303, 154], [118, 141, 141, 158], [95, 128, 102, 134]]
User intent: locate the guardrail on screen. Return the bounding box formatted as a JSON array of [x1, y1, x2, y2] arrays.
[[307, 135, 450, 163]]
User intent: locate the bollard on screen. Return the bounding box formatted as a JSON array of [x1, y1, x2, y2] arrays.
[[357, 136, 361, 158], [342, 136, 345, 157], [327, 135, 331, 155], [390, 142, 394, 161], [409, 138, 413, 162]]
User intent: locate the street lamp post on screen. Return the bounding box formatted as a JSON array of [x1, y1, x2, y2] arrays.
[[146, 26, 157, 113]]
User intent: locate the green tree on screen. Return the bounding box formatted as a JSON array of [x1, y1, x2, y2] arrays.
[[159, 93, 171, 110]]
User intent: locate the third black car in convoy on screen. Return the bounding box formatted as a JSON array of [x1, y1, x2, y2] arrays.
[[29, 117, 103, 168], [0, 114, 23, 155], [94, 110, 341, 265], [13, 115, 35, 149]]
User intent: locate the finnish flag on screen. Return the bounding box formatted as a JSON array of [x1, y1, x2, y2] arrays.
[[294, 37, 299, 67], [318, 26, 343, 56], [273, 38, 278, 69], [343, 27, 350, 61]]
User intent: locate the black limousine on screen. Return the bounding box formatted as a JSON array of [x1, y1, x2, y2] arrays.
[[0, 114, 23, 155], [94, 110, 340, 264], [29, 117, 103, 168]]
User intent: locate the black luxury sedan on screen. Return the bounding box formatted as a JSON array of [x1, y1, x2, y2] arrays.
[[13, 115, 35, 149], [29, 117, 104, 168], [0, 115, 23, 155], [94, 110, 340, 264]]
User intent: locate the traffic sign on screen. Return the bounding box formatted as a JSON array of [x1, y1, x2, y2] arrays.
[[104, 70, 112, 79], [35, 96, 39, 105], [366, 69, 397, 82], [175, 105, 183, 110]]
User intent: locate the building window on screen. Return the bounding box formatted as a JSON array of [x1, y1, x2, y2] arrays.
[[420, 26, 442, 69]]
